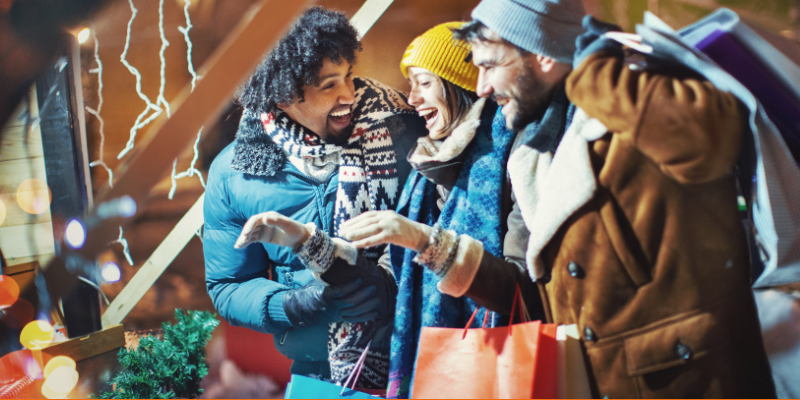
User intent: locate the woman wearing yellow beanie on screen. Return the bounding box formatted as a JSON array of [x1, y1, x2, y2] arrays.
[[341, 22, 543, 398]]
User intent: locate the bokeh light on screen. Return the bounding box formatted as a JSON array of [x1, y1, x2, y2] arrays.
[[0, 350, 32, 382], [16, 179, 51, 215], [65, 219, 86, 249], [77, 27, 91, 44], [0, 275, 20, 309], [23, 356, 43, 379], [44, 356, 76, 379], [20, 320, 54, 350], [119, 195, 137, 218], [42, 366, 78, 398], [0, 298, 34, 328], [101, 262, 121, 283], [0, 198, 6, 226]]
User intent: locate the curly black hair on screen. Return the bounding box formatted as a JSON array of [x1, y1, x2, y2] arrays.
[[237, 7, 362, 114]]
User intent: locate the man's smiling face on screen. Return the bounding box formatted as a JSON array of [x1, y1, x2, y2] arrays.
[[279, 57, 356, 145], [470, 29, 552, 132]]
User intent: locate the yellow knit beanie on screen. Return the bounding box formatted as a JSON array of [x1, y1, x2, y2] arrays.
[[400, 22, 478, 93]]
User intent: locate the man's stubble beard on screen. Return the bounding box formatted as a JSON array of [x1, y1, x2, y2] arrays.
[[511, 62, 554, 132]]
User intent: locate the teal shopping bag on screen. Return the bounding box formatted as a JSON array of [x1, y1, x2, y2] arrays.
[[284, 374, 382, 399], [285, 340, 383, 399]]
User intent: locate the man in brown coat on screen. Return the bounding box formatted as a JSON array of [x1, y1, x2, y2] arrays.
[[452, 0, 776, 397]]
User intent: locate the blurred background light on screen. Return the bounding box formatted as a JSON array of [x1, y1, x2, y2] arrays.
[[65, 219, 86, 249], [42, 366, 78, 398], [101, 262, 121, 283], [0, 298, 34, 328], [44, 356, 76, 379], [23, 356, 43, 379], [77, 27, 91, 44], [0, 275, 20, 309], [16, 179, 51, 215], [20, 320, 54, 350], [119, 195, 137, 218]]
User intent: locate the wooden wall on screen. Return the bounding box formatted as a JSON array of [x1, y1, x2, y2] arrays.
[[0, 87, 56, 267]]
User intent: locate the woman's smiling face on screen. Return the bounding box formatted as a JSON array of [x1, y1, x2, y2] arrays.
[[407, 66, 450, 140]]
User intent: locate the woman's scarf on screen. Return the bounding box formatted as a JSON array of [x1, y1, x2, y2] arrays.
[[387, 102, 515, 398]]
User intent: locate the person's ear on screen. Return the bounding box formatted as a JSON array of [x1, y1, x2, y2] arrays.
[[537, 55, 557, 73], [276, 103, 289, 111]]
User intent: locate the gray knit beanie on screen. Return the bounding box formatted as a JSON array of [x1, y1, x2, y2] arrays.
[[471, 0, 586, 63]]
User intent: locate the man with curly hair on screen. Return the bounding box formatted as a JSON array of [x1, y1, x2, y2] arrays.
[[203, 7, 424, 389]]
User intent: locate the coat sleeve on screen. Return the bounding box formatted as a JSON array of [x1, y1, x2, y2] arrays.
[[203, 172, 293, 335], [438, 192, 545, 319], [566, 52, 744, 184]]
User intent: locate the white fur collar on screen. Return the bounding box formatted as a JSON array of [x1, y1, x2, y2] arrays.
[[508, 108, 608, 280], [408, 98, 486, 164]]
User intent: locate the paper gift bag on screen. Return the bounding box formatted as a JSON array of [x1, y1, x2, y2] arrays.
[[556, 324, 592, 399], [411, 286, 557, 399], [285, 341, 384, 399], [680, 8, 800, 165], [284, 374, 382, 399]]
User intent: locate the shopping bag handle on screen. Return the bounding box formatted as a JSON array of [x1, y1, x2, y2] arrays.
[[340, 339, 372, 395], [508, 284, 532, 336], [461, 307, 491, 340], [461, 284, 532, 339]]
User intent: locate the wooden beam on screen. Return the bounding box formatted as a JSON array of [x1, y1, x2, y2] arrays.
[[350, 0, 394, 38], [40, 324, 124, 362], [24, 0, 314, 305], [101, 194, 204, 327]]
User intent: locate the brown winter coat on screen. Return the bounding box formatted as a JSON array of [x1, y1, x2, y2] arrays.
[[521, 53, 775, 398]]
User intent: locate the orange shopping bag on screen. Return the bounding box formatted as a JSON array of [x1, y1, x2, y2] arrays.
[[411, 286, 557, 399]]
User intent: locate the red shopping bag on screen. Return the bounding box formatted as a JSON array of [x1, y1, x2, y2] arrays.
[[411, 286, 557, 399]]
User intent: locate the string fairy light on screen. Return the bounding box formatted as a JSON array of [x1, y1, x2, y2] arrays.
[[111, 227, 134, 266], [85, 28, 114, 188], [169, 2, 205, 200], [156, 0, 171, 118], [117, 0, 163, 159], [168, 128, 206, 200], [178, 0, 198, 91]]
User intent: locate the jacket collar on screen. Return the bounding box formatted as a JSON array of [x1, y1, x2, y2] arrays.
[[520, 84, 576, 153], [508, 108, 608, 280], [230, 109, 286, 177]]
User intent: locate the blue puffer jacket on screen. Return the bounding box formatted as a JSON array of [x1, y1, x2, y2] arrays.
[[203, 78, 424, 378], [204, 143, 339, 374]]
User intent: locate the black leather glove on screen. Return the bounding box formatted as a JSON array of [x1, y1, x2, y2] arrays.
[[573, 15, 624, 69], [283, 278, 380, 327]]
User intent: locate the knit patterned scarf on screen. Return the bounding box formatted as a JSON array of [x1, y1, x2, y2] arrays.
[[261, 77, 409, 259], [387, 102, 516, 398]]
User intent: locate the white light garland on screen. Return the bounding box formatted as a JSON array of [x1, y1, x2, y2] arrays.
[[169, 0, 205, 200], [117, 0, 163, 159], [112, 226, 134, 266], [178, 0, 198, 91], [156, 0, 171, 118], [168, 127, 206, 200], [85, 28, 114, 188]]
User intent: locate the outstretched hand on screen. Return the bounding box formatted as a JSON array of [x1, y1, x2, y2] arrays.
[[340, 210, 432, 251], [234, 211, 311, 249]]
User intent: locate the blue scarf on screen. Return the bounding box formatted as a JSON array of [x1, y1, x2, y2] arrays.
[[386, 102, 515, 398]]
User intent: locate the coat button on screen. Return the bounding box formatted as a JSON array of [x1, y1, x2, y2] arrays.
[[675, 341, 692, 361], [583, 326, 596, 342], [568, 261, 583, 278]]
